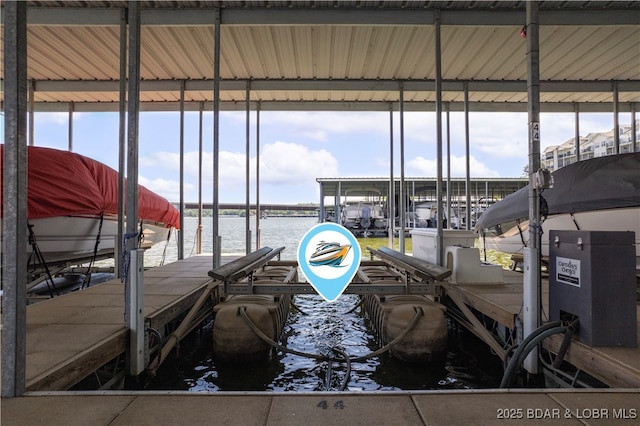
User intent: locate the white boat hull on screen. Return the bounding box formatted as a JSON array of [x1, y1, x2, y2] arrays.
[[2, 216, 171, 267], [479, 207, 640, 266]]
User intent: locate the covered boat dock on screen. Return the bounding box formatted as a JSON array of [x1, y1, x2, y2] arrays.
[[3, 0, 639, 412]]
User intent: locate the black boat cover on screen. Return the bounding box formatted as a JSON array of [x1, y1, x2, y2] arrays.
[[475, 152, 640, 231]]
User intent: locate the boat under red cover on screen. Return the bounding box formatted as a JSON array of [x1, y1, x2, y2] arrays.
[[1, 145, 180, 267]]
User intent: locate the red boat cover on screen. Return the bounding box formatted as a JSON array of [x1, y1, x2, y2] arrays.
[[1, 145, 180, 229]]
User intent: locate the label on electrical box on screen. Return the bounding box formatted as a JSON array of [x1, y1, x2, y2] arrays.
[[556, 256, 581, 287]]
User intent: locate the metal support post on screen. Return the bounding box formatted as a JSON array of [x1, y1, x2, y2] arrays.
[[632, 103, 637, 153], [246, 81, 251, 254], [446, 103, 451, 229], [319, 182, 325, 222], [389, 107, 395, 248], [613, 82, 620, 154], [197, 102, 204, 254], [179, 80, 185, 260], [524, 1, 542, 375], [574, 103, 580, 162], [116, 7, 127, 278], [68, 101, 74, 152], [125, 0, 141, 375], [128, 249, 145, 376], [212, 7, 222, 268], [335, 181, 342, 225], [28, 80, 34, 146], [464, 83, 471, 230], [399, 82, 406, 254], [435, 9, 444, 265], [256, 102, 261, 248], [2, 1, 28, 398]]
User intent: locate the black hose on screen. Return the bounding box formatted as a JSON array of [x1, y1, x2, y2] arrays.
[[500, 319, 578, 388], [351, 306, 423, 362], [325, 358, 333, 390], [500, 321, 562, 388], [238, 307, 327, 361], [290, 300, 311, 316], [331, 347, 351, 391], [552, 320, 578, 369], [238, 305, 423, 364]]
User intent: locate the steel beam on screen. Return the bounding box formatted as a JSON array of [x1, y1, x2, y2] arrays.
[[116, 8, 127, 278], [256, 102, 261, 249], [464, 82, 471, 230], [435, 9, 444, 266], [179, 81, 185, 260], [224, 282, 436, 295], [398, 82, 406, 254], [21, 99, 640, 113], [388, 107, 395, 248], [68, 101, 74, 151], [614, 81, 620, 154], [524, 1, 542, 375], [212, 7, 221, 268], [2, 0, 28, 398], [245, 81, 251, 255], [28, 80, 34, 146], [25, 78, 640, 94], [575, 103, 581, 162], [197, 102, 204, 254], [633, 104, 638, 153], [125, 0, 141, 374], [25, 7, 639, 27]]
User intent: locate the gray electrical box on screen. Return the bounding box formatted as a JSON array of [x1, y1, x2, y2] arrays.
[[549, 230, 637, 347]]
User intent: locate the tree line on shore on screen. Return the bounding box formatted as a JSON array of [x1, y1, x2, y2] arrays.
[[182, 207, 319, 217]]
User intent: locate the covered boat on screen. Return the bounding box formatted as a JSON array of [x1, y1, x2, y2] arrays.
[[475, 152, 640, 266], [1, 145, 180, 268]]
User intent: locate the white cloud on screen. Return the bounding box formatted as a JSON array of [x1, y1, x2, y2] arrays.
[[260, 111, 390, 142], [138, 175, 195, 202], [374, 156, 391, 171], [36, 112, 72, 125], [140, 151, 179, 170], [407, 154, 500, 178], [466, 113, 529, 158], [260, 141, 338, 184], [139, 141, 338, 199]]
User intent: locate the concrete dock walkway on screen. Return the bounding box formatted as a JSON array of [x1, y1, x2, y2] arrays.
[[2, 389, 639, 425]]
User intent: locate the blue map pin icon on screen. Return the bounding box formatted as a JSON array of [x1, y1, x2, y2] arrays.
[[297, 222, 362, 302]]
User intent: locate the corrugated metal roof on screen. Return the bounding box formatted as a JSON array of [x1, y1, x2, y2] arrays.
[[2, 1, 639, 111]]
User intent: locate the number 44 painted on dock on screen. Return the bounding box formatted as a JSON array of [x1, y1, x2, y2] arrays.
[[317, 400, 345, 410]]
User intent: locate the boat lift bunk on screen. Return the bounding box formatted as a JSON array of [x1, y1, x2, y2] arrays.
[[203, 246, 454, 362], [208, 246, 450, 297]]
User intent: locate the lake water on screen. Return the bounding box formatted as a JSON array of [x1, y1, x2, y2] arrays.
[[144, 216, 317, 265], [141, 216, 504, 391]]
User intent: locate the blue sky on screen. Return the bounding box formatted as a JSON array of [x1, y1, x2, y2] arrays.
[[4, 110, 627, 204]]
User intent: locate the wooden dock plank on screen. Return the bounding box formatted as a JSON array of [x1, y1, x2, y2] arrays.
[[4, 391, 639, 426], [24, 255, 217, 391], [544, 306, 640, 388], [27, 329, 128, 391], [445, 270, 640, 388], [26, 324, 127, 389]]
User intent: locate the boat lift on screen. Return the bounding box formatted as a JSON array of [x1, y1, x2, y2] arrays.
[[211, 246, 450, 297], [144, 246, 453, 374]]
